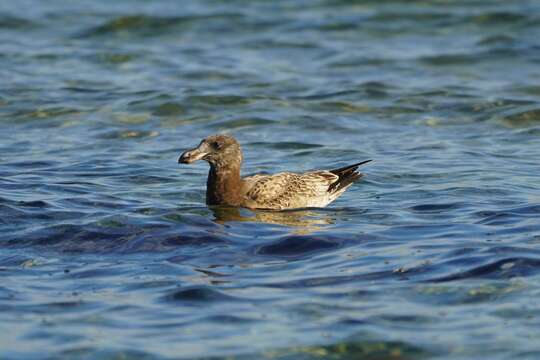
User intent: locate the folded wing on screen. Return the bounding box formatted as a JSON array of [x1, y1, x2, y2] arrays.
[[241, 160, 370, 210]]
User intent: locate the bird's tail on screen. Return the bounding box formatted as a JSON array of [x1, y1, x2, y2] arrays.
[[328, 159, 372, 193]]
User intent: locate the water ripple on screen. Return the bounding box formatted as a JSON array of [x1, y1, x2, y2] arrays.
[[429, 257, 540, 282]]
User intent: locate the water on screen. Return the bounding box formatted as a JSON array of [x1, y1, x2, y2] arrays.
[[1, 0, 540, 358]]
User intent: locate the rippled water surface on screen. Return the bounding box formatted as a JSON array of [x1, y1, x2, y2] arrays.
[[2, 0, 540, 359]]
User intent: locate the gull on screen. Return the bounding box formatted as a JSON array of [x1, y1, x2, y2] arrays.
[[179, 134, 371, 210]]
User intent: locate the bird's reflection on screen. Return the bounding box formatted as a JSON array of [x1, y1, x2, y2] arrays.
[[210, 206, 334, 234]]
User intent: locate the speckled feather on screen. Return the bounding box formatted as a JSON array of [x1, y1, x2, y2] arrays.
[[242, 171, 348, 210]]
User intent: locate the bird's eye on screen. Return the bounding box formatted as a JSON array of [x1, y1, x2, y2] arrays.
[[212, 141, 222, 149]]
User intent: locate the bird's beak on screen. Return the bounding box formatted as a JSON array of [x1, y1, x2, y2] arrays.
[[178, 143, 209, 164]]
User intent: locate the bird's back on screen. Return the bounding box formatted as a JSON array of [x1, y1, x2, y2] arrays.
[[240, 165, 364, 210]]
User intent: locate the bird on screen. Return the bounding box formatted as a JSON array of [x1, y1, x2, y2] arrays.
[[178, 134, 371, 210]]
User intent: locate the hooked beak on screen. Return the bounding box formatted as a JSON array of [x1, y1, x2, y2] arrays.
[[178, 144, 209, 164]]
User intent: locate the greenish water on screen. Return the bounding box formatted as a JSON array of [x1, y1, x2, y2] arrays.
[[1, 0, 540, 359]]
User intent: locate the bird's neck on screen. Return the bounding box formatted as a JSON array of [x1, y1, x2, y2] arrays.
[[206, 161, 243, 206]]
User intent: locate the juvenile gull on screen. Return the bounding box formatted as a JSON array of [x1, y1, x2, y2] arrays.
[[178, 134, 371, 210]]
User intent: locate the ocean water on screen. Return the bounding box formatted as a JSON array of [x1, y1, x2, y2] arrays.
[[1, 0, 540, 359]]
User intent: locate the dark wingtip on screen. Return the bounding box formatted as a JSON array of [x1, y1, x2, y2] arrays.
[[356, 159, 372, 166], [330, 159, 372, 176], [327, 159, 372, 193]]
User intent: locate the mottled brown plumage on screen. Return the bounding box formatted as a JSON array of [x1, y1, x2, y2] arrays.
[[178, 134, 371, 210]]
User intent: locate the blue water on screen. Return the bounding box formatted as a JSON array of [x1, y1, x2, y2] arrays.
[[1, 0, 540, 359]]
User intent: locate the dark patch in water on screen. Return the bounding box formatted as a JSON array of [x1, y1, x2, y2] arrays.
[[477, 34, 516, 46], [0, 15, 37, 29], [152, 102, 186, 116], [164, 286, 237, 304], [265, 269, 398, 289], [471, 12, 528, 24], [429, 257, 540, 282], [214, 117, 275, 129], [410, 203, 462, 213], [503, 108, 540, 126], [78, 14, 244, 38], [186, 94, 252, 107], [161, 233, 229, 247], [255, 235, 343, 258]]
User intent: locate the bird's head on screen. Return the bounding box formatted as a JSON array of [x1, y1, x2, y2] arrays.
[[178, 134, 242, 167]]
